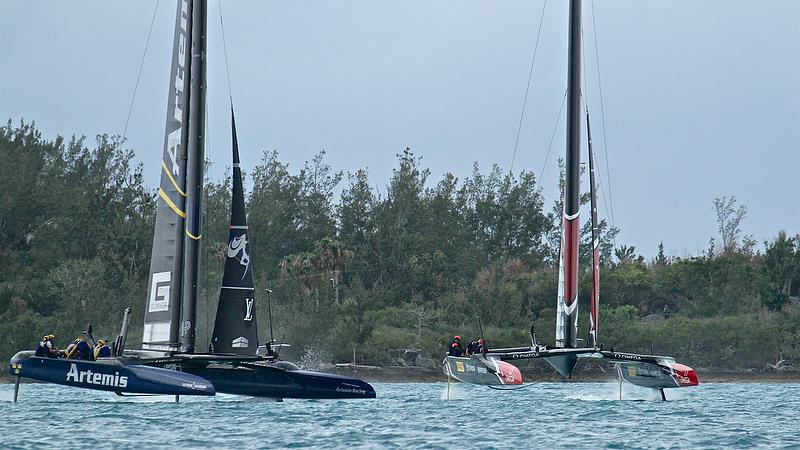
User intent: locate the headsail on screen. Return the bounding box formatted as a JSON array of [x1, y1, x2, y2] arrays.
[[556, 0, 582, 349], [587, 113, 599, 348], [143, 0, 193, 351], [210, 109, 259, 355]]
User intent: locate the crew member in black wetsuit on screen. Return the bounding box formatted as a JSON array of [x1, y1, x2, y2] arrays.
[[448, 335, 463, 356], [35, 335, 58, 358]]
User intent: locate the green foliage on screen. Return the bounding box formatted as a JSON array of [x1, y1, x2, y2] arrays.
[[1, 120, 798, 372]]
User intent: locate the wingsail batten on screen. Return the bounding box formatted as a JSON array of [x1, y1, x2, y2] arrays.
[[143, 0, 193, 351], [210, 109, 259, 355]]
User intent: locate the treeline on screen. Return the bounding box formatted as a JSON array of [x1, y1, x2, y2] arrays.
[[1, 120, 798, 372]]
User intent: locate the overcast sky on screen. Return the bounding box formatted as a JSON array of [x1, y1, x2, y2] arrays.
[[1, 0, 798, 258]]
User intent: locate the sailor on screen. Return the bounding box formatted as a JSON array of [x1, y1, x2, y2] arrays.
[[475, 338, 485, 354], [448, 342, 461, 356], [65, 338, 79, 357], [68, 337, 93, 361], [35, 335, 58, 358], [448, 335, 463, 357], [93, 339, 111, 359], [466, 339, 478, 356]]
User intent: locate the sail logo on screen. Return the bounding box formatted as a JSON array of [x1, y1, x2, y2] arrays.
[[244, 298, 254, 322], [227, 234, 250, 278], [66, 364, 128, 388], [165, 0, 190, 178], [149, 271, 171, 312], [232, 336, 249, 348]]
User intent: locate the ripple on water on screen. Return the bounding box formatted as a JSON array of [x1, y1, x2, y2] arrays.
[[2, 381, 799, 448]]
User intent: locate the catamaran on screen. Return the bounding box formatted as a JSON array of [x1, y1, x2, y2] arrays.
[[123, 0, 376, 400], [443, 0, 698, 400], [10, 0, 375, 401]]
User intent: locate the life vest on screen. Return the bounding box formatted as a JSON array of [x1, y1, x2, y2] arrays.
[[94, 345, 111, 359]]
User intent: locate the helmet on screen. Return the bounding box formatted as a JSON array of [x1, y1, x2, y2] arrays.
[[454, 335, 461, 340], [478, 338, 484, 344], [97, 339, 105, 345], [451, 343, 459, 348]]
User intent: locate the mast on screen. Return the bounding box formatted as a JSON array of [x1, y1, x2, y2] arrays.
[[181, 0, 207, 353], [142, 0, 193, 352], [587, 113, 599, 348], [556, 0, 582, 349], [209, 108, 259, 355]]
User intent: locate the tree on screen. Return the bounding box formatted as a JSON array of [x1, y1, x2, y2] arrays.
[[713, 196, 748, 253]]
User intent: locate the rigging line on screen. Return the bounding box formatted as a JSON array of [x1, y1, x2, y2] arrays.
[[580, 19, 612, 224], [590, 0, 615, 229], [510, 0, 548, 174], [580, 18, 613, 236], [122, 0, 161, 139], [218, 0, 234, 106], [538, 89, 568, 185]]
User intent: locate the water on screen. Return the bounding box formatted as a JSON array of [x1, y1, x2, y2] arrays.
[[2, 381, 799, 448]]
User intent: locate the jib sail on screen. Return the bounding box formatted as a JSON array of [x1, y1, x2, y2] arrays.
[[210, 109, 258, 355]]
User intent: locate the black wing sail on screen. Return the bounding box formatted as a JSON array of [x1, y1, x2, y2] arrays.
[[142, 0, 193, 351], [210, 109, 258, 355]]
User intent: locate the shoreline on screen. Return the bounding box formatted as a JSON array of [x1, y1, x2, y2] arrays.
[[2, 366, 798, 385]]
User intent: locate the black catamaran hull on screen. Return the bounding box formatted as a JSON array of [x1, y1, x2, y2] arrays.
[[9, 352, 215, 396], [124, 352, 376, 399], [442, 356, 522, 386], [200, 364, 376, 399]]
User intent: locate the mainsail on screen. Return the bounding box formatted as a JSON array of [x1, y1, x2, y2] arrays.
[[555, 0, 581, 349], [143, 0, 193, 351], [210, 109, 259, 355]]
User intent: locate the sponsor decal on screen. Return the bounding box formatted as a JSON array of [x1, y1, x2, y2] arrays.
[[455, 361, 465, 373], [335, 385, 367, 395], [244, 298, 254, 322], [66, 363, 128, 388], [181, 382, 209, 391], [477, 366, 487, 374], [148, 272, 171, 312], [165, 0, 189, 177], [227, 234, 250, 278], [232, 336, 249, 348], [613, 353, 642, 361], [510, 351, 541, 359], [182, 320, 191, 333]]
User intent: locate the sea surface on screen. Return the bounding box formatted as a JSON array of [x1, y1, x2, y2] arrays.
[[2, 381, 799, 449]]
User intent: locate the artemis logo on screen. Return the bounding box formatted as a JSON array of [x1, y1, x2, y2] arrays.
[[66, 364, 128, 388]]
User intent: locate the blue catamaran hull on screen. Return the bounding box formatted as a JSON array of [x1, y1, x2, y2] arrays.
[[9, 352, 215, 396]]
